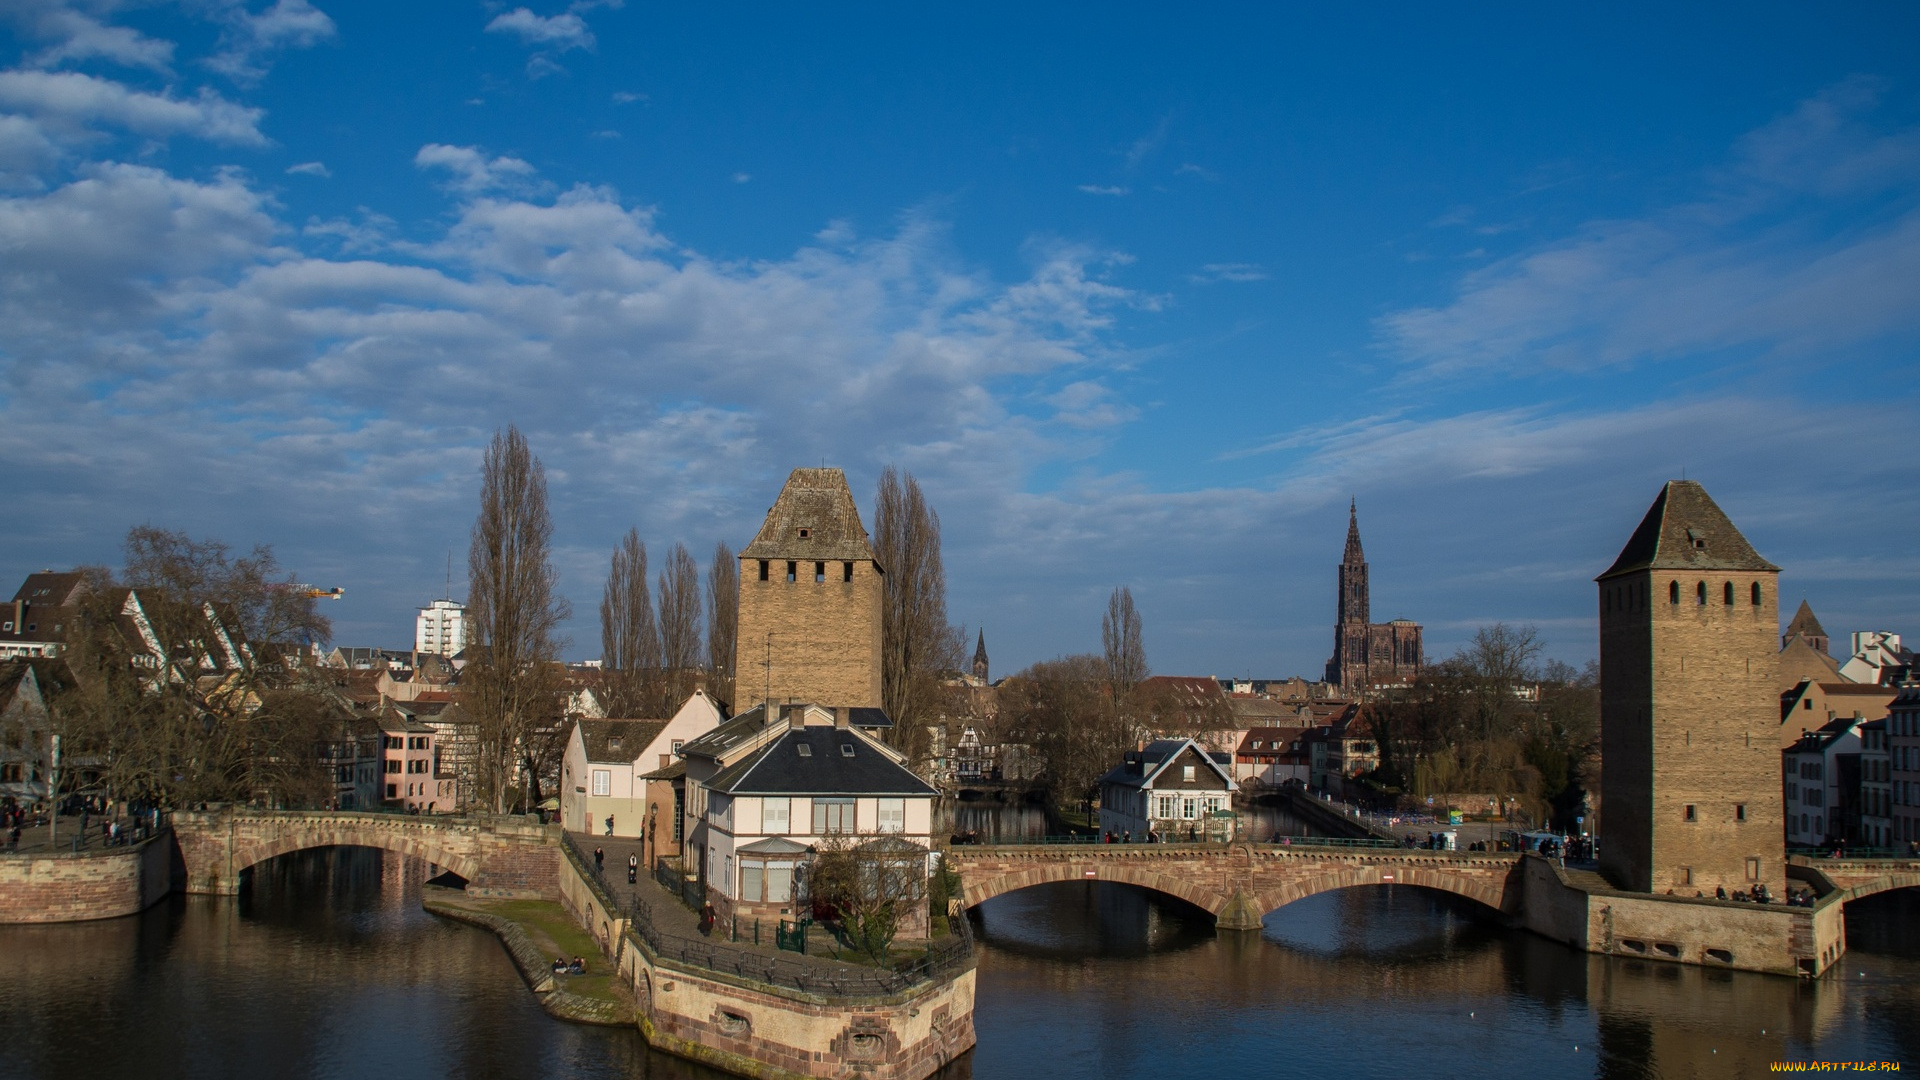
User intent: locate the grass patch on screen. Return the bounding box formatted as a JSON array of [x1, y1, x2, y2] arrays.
[[436, 896, 625, 1007]]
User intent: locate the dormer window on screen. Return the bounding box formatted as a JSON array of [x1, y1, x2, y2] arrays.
[[1686, 528, 1706, 551], [608, 738, 622, 753], [797, 528, 810, 539]]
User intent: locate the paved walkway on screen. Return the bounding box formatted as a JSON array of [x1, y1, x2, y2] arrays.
[[1, 816, 157, 856]]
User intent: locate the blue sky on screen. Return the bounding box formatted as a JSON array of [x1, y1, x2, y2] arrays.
[[2, 2, 1916, 679]]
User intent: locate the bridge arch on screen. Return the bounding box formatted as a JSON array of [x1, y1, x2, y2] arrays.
[[1832, 871, 1920, 906], [961, 861, 1231, 916], [1249, 866, 1512, 918], [228, 825, 484, 883]]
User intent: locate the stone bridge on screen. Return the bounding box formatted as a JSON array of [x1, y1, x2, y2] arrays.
[[1789, 855, 1920, 907], [170, 808, 560, 898], [946, 843, 1523, 929]]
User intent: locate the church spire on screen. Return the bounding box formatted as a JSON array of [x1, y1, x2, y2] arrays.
[[972, 629, 989, 682], [1344, 498, 1365, 564]]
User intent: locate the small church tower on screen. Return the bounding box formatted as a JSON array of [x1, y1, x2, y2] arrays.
[[1595, 480, 1784, 896], [972, 630, 989, 683], [735, 468, 885, 710]]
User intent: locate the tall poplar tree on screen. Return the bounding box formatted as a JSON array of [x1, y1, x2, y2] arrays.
[[656, 542, 703, 712], [598, 527, 660, 717], [464, 426, 569, 814], [874, 466, 962, 761], [705, 541, 738, 709]]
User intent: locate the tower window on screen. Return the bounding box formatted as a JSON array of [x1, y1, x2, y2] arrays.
[[1752, 582, 1762, 606], [1696, 581, 1706, 605], [797, 528, 810, 538], [842, 561, 853, 582], [1724, 582, 1734, 605], [814, 561, 825, 583], [1746, 858, 1760, 881], [1670, 581, 1679, 604], [1684, 804, 1697, 822], [1736, 804, 1747, 822], [758, 560, 769, 582], [786, 561, 797, 582]]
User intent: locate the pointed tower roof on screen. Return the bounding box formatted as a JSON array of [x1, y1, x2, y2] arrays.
[[973, 629, 988, 666], [1784, 600, 1826, 641], [1597, 480, 1780, 581], [740, 468, 878, 563], [1343, 499, 1365, 564]]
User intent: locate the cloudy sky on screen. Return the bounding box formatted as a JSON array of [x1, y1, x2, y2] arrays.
[[2, 2, 1916, 678]]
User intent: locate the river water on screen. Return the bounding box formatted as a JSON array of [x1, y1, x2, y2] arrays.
[[0, 818, 1914, 1080]]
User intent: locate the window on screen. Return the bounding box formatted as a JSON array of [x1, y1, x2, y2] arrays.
[[758, 560, 769, 581], [673, 789, 685, 842], [1681, 867, 1694, 886], [1724, 582, 1734, 605], [386, 760, 401, 774], [797, 528, 810, 538], [1251, 740, 1263, 750], [840, 743, 856, 757], [1735, 804, 1746, 822], [671, 739, 683, 755], [786, 561, 797, 582], [815, 561, 826, 583], [878, 798, 904, 832], [386, 783, 397, 798], [591, 769, 611, 797], [813, 797, 854, 834], [797, 743, 812, 757], [763, 797, 789, 833], [1684, 804, 1696, 822], [1670, 581, 1679, 604], [1182, 764, 1196, 782], [1752, 582, 1762, 606], [842, 561, 854, 582], [741, 863, 761, 901], [1696, 581, 1707, 605]]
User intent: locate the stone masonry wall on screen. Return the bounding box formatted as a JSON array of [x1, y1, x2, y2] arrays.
[[0, 831, 174, 923], [172, 809, 557, 897], [735, 556, 883, 710]]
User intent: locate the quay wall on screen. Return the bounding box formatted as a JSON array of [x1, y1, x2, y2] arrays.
[[1519, 854, 1843, 977], [555, 840, 975, 1080], [0, 830, 175, 923], [1272, 787, 1394, 841]]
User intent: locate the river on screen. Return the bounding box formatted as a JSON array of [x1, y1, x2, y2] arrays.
[[0, 825, 1914, 1079]]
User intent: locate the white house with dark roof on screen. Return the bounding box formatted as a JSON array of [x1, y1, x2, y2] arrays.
[[1097, 737, 1237, 841], [561, 690, 723, 838], [678, 701, 934, 931]]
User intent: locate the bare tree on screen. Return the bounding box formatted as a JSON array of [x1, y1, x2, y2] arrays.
[[706, 541, 738, 710], [463, 426, 570, 814], [996, 654, 1130, 803], [874, 466, 962, 762], [598, 528, 660, 717], [1101, 586, 1148, 698], [656, 542, 702, 711], [124, 525, 332, 664]]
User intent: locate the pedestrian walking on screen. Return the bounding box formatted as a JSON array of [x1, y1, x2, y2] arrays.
[[605, 815, 615, 837], [594, 846, 605, 873], [628, 852, 639, 884]]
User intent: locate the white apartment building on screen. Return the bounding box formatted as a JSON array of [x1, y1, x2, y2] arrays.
[[415, 599, 468, 656]]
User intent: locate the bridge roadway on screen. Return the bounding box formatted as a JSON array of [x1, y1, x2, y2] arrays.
[[946, 841, 1523, 929]]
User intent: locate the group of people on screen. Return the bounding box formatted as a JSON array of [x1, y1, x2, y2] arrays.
[[551, 956, 587, 975]]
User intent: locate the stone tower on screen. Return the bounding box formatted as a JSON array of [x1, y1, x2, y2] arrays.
[[1595, 480, 1784, 896], [1781, 600, 1829, 656], [735, 468, 885, 710], [972, 630, 989, 683]]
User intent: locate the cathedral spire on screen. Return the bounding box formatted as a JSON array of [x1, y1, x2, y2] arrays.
[[1343, 499, 1365, 564], [972, 629, 989, 682]]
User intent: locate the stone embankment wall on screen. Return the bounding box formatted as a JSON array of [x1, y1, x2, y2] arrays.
[[0, 830, 176, 923], [1272, 787, 1398, 842], [1519, 854, 1844, 977], [555, 841, 975, 1080]]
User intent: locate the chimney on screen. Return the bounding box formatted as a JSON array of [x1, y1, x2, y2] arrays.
[[11, 599, 22, 633], [834, 706, 849, 730], [787, 704, 804, 731]]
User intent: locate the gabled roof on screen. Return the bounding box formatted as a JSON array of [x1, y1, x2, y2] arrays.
[[1097, 737, 1237, 792], [11, 571, 87, 607], [679, 703, 775, 760], [737, 836, 811, 855], [739, 468, 878, 563], [1598, 480, 1779, 581], [640, 758, 687, 781], [705, 727, 937, 797], [578, 718, 670, 764]]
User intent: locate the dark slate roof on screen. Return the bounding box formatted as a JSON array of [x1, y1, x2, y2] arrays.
[[705, 727, 937, 796], [678, 703, 773, 760], [1785, 600, 1827, 640], [737, 836, 810, 855], [579, 719, 669, 764], [1096, 738, 1235, 791], [1598, 480, 1779, 581], [639, 759, 687, 781], [11, 571, 86, 607], [738, 468, 878, 563]]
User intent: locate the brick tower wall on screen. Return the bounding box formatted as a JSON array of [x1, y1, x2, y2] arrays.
[[735, 555, 884, 709], [1601, 570, 1785, 895]]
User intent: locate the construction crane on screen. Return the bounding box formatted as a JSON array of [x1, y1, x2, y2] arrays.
[[278, 584, 344, 600]]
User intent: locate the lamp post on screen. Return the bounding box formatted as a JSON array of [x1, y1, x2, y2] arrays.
[[47, 733, 60, 849]]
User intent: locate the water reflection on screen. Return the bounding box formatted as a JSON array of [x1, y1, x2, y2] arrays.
[[962, 881, 1920, 1080]]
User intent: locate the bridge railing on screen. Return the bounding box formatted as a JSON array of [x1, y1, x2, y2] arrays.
[[964, 833, 1403, 850], [1789, 846, 1920, 861]]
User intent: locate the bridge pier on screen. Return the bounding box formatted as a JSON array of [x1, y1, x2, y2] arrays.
[[1215, 888, 1264, 931]]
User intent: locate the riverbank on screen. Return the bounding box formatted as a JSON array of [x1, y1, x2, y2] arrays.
[[422, 885, 634, 1026]]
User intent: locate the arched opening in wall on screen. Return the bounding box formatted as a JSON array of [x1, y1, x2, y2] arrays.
[[1696, 582, 1707, 605], [1261, 885, 1506, 961], [967, 881, 1215, 959], [1837, 886, 1920, 955], [1724, 582, 1734, 605], [1670, 581, 1679, 604], [238, 846, 468, 916], [1752, 582, 1763, 606]]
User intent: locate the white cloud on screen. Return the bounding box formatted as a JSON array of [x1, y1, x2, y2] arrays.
[[1077, 184, 1128, 196], [486, 8, 594, 50], [1380, 81, 1920, 379], [611, 91, 645, 103], [6, 4, 177, 73], [285, 160, 329, 177], [0, 69, 268, 145], [207, 0, 338, 81], [414, 143, 540, 194], [731, 171, 750, 184], [1190, 262, 1267, 284]]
